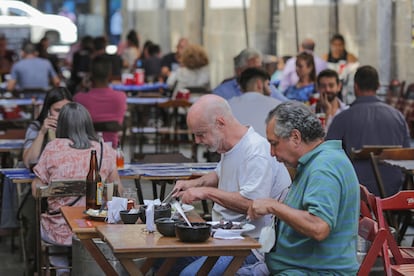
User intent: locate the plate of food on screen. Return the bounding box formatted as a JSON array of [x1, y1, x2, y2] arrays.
[[84, 208, 107, 221], [207, 220, 255, 234], [172, 203, 194, 213]]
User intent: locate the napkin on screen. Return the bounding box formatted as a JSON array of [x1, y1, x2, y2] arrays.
[[213, 229, 244, 240], [107, 197, 127, 223]]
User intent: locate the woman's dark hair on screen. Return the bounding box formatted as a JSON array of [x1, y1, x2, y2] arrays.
[[55, 102, 99, 149], [36, 87, 72, 125], [296, 52, 316, 83], [126, 30, 140, 48]]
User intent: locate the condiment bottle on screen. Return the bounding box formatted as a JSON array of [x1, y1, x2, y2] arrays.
[[116, 144, 124, 169], [86, 150, 103, 210]]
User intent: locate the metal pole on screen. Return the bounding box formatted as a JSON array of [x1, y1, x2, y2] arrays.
[[242, 0, 249, 48], [293, 0, 299, 52]]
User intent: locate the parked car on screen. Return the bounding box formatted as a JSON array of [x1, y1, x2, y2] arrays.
[[0, 0, 77, 45]]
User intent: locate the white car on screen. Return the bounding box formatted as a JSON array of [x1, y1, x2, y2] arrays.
[[0, 0, 77, 45]]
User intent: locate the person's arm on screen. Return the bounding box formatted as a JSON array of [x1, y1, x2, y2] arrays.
[[107, 169, 123, 196], [248, 198, 330, 241], [7, 79, 16, 91], [347, 53, 358, 63], [23, 117, 57, 168], [32, 177, 47, 197], [180, 186, 252, 214], [51, 76, 60, 87], [173, 171, 219, 194]]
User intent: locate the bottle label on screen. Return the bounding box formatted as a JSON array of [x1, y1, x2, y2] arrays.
[[96, 181, 103, 205]]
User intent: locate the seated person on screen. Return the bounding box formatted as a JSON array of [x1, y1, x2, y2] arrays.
[[167, 44, 210, 98], [214, 48, 287, 102], [74, 56, 127, 148], [323, 33, 358, 67], [283, 52, 316, 102], [31, 102, 122, 271], [172, 94, 291, 275]]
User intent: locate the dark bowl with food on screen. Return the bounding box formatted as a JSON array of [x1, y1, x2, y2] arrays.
[[119, 210, 140, 224], [139, 204, 172, 223], [175, 222, 211, 243], [155, 217, 180, 237]]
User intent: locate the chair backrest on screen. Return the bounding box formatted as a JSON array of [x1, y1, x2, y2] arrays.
[[357, 216, 396, 276], [350, 145, 403, 160], [35, 180, 85, 274], [0, 129, 26, 139], [360, 184, 377, 220], [378, 148, 414, 160]]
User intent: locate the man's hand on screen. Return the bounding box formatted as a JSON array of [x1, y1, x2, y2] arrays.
[[319, 92, 332, 115], [177, 187, 210, 204], [247, 198, 277, 220]]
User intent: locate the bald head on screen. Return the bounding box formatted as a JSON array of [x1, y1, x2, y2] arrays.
[[187, 94, 233, 126], [301, 38, 315, 52]]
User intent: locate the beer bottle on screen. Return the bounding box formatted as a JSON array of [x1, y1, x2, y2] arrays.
[[86, 150, 103, 210]]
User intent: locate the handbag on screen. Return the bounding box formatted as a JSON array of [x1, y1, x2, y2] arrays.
[[258, 216, 277, 253]]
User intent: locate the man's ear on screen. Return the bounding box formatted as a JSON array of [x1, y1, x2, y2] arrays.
[[290, 129, 302, 145]]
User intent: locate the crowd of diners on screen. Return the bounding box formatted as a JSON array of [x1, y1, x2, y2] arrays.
[[2, 29, 408, 275]]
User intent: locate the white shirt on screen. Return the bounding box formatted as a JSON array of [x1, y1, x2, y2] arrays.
[[214, 127, 291, 238], [228, 92, 281, 137]]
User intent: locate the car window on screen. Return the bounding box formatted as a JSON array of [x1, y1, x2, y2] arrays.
[[8, 7, 28, 17]]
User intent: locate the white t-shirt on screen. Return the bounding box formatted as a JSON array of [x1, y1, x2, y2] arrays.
[[228, 92, 282, 137], [213, 127, 291, 237]]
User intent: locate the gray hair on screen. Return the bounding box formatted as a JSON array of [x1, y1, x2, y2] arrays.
[[266, 101, 325, 143], [56, 102, 99, 149], [234, 48, 262, 69]]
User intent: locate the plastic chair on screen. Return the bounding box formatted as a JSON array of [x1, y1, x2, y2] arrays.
[[35, 180, 85, 275]]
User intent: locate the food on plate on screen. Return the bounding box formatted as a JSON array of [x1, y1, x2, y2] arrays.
[[212, 220, 242, 230], [86, 208, 107, 217]]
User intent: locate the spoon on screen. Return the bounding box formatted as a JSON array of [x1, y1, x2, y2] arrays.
[[172, 201, 192, 227]]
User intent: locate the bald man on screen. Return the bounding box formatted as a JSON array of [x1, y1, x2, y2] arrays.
[[173, 94, 291, 275], [279, 38, 328, 92]]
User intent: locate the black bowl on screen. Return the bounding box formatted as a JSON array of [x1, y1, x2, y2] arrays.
[[175, 222, 211, 243], [155, 217, 180, 237], [119, 210, 140, 224], [139, 204, 171, 223]]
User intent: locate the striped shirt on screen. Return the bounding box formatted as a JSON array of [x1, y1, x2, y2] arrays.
[[266, 140, 360, 275]]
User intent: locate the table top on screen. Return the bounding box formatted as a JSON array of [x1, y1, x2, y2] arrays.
[[112, 83, 168, 92], [0, 98, 43, 106], [127, 97, 169, 105], [97, 224, 260, 255], [61, 206, 107, 236], [0, 162, 217, 184], [0, 139, 24, 151], [383, 159, 414, 172]]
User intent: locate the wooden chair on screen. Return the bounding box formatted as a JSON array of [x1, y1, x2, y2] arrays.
[[350, 145, 402, 199], [93, 121, 126, 147], [375, 190, 414, 250], [357, 216, 391, 276], [35, 180, 85, 275]]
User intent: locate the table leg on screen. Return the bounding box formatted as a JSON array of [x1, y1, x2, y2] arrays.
[[140, 258, 155, 274], [80, 239, 118, 276], [157, 257, 177, 275], [134, 179, 144, 205], [222, 255, 247, 276], [119, 258, 144, 275], [197, 256, 218, 276]]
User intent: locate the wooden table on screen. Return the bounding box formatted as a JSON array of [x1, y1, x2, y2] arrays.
[[61, 206, 119, 275], [382, 159, 414, 190], [61, 206, 228, 276], [97, 224, 260, 276]]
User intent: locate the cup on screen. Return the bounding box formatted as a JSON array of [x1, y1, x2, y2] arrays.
[[316, 113, 326, 128], [122, 187, 138, 208], [134, 69, 145, 85], [104, 182, 114, 201]]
